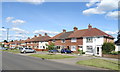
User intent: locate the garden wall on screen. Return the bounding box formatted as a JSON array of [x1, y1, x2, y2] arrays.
[[102, 54, 120, 59]]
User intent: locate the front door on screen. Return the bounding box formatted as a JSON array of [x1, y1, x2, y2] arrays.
[[96, 46, 102, 56]]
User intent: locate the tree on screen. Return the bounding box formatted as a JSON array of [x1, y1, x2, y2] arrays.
[[102, 42, 115, 54], [46, 43, 55, 50]]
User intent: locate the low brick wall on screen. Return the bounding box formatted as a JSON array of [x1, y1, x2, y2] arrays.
[[102, 54, 120, 59], [34, 49, 48, 51]]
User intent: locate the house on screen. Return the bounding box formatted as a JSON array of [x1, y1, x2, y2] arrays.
[[50, 24, 114, 56], [115, 31, 120, 51], [25, 33, 51, 51]]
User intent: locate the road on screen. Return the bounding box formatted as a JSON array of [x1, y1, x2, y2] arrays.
[[2, 52, 103, 70]]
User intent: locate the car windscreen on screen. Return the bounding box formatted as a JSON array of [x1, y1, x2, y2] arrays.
[[28, 48, 32, 50]]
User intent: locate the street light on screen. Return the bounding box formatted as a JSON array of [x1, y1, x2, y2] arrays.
[[2, 27, 9, 42]]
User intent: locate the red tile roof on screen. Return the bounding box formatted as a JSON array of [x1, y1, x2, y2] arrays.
[[51, 28, 114, 39]]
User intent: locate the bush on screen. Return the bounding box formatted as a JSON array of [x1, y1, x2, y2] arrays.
[[46, 43, 55, 50], [102, 42, 115, 54], [110, 51, 118, 55]]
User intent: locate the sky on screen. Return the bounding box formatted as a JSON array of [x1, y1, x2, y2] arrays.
[[0, 0, 119, 41]]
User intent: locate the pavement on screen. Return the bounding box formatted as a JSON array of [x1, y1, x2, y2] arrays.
[[2, 51, 107, 70]]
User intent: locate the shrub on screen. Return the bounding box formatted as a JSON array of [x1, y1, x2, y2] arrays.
[[110, 51, 118, 55], [102, 42, 115, 54], [46, 43, 55, 50]]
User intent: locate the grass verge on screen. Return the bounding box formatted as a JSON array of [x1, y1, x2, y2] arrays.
[[29, 54, 76, 59], [2, 50, 20, 53], [76, 58, 119, 70]]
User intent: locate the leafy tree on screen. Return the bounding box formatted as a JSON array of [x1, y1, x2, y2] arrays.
[[102, 42, 115, 54], [46, 43, 55, 50]]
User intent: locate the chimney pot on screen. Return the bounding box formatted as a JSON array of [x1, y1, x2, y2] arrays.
[[45, 33, 48, 36], [88, 24, 92, 29], [73, 27, 78, 31], [34, 35, 37, 37], [63, 29, 66, 33], [39, 34, 42, 37]]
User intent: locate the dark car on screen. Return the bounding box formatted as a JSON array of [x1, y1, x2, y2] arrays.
[[48, 50, 59, 53], [61, 48, 72, 53]]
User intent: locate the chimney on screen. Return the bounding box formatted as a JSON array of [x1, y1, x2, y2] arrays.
[[28, 37, 30, 39], [73, 27, 78, 31], [88, 24, 92, 29], [45, 33, 48, 36], [38, 34, 42, 37], [63, 29, 66, 33], [34, 35, 37, 37]]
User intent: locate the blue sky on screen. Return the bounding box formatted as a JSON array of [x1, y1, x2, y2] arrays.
[[1, 1, 119, 41]]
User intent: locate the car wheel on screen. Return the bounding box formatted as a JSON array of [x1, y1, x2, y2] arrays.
[[23, 51, 26, 53], [34, 51, 36, 53]]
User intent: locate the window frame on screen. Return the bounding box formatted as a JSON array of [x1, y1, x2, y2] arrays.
[[71, 38, 77, 42], [86, 37, 93, 43]]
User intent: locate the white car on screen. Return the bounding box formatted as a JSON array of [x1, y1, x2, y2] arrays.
[[20, 48, 36, 53]]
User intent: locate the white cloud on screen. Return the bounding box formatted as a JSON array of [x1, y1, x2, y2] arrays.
[[17, 0, 44, 5], [11, 27, 29, 34], [33, 30, 59, 35], [83, 0, 119, 19], [12, 19, 26, 24], [86, 0, 101, 7], [106, 11, 120, 19], [0, 28, 6, 31], [83, 8, 105, 15], [6, 17, 14, 22], [105, 30, 118, 35]]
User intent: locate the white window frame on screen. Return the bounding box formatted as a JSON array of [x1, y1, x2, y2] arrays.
[[61, 39, 65, 43], [86, 37, 93, 43], [71, 38, 77, 42], [71, 46, 76, 51], [86, 46, 93, 53]]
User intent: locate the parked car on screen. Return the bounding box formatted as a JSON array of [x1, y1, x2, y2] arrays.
[[0, 47, 8, 50], [48, 49, 59, 53], [20, 48, 36, 53], [61, 48, 72, 53]]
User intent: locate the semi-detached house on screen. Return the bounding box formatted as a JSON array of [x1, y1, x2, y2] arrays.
[[25, 33, 51, 51], [50, 24, 114, 56]]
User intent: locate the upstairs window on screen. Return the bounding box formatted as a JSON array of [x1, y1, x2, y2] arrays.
[[86, 37, 93, 43], [61, 39, 65, 43], [52, 40, 56, 43], [71, 38, 77, 42]]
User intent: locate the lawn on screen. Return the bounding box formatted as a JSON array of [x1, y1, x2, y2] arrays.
[[2, 49, 20, 53], [29, 54, 76, 59], [76, 58, 119, 70]]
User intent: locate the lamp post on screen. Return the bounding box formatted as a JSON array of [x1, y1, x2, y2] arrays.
[[2, 27, 9, 42]]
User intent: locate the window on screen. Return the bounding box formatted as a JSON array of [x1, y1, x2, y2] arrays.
[[52, 40, 55, 43], [71, 46, 76, 51], [71, 38, 77, 42], [61, 39, 65, 43], [86, 46, 93, 53], [86, 37, 93, 43]]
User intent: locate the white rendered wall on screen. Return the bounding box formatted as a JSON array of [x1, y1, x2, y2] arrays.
[[39, 42, 48, 49]]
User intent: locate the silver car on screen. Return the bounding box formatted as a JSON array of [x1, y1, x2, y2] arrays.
[[20, 48, 36, 53]]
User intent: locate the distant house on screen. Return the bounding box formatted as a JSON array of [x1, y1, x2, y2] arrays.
[[50, 24, 114, 56], [25, 33, 51, 51]]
